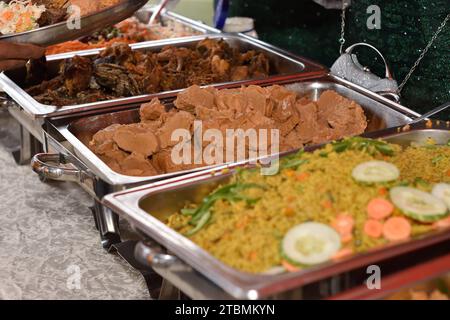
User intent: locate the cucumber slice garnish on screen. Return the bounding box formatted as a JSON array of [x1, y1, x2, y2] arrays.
[[432, 183, 450, 210], [352, 161, 400, 183], [281, 222, 341, 265], [390, 186, 448, 223]]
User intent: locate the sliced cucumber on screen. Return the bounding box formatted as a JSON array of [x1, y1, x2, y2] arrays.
[[432, 183, 450, 210], [390, 186, 448, 222], [352, 161, 400, 183], [281, 222, 341, 265]]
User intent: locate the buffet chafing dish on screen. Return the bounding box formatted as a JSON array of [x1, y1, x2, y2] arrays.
[[102, 121, 450, 299], [2, 33, 321, 119], [0, 7, 221, 164], [329, 252, 450, 300], [0, 0, 148, 46], [33, 75, 420, 248]]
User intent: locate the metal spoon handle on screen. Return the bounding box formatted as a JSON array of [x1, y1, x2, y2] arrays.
[[149, 0, 171, 25], [409, 101, 450, 124]]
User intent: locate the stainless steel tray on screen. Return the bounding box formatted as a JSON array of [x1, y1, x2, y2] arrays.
[[103, 122, 450, 299], [38, 75, 420, 189], [0, 0, 148, 46], [136, 5, 220, 35], [0, 33, 324, 119]]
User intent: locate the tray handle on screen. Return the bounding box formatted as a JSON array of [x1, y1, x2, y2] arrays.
[[31, 153, 89, 183], [135, 240, 189, 271]]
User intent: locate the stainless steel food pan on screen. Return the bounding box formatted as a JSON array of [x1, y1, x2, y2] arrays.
[[37, 75, 420, 190], [136, 5, 221, 35], [0, 34, 324, 119], [103, 121, 450, 299], [0, 0, 148, 46]]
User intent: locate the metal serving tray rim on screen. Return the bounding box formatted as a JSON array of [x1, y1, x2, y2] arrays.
[[103, 124, 450, 299], [0, 33, 323, 119]]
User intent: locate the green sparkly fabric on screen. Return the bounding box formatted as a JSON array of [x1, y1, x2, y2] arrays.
[[229, 0, 450, 119]]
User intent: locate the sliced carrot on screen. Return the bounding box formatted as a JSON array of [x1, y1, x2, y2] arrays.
[[367, 198, 394, 220], [433, 216, 450, 229], [332, 248, 353, 261], [248, 251, 258, 261], [283, 207, 295, 217], [383, 217, 412, 241], [281, 260, 301, 273], [341, 233, 353, 243], [284, 169, 295, 177], [446, 169, 450, 177], [296, 172, 309, 182], [332, 213, 354, 236], [378, 187, 388, 196], [364, 219, 383, 238], [235, 216, 249, 229], [322, 200, 333, 209]]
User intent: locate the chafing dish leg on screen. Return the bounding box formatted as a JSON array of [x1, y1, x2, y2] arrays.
[[12, 125, 43, 165], [95, 203, 121, 250], [111, 240, 164, 299]]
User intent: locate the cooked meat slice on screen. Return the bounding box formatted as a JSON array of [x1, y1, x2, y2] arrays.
[[211, 55, 230, 77], [152, 149, 195, 173], [316, 90, 367, 136], [94, 63, 142, 96], [140, 98, 166, 121], [120, 153, 158, 176], [230, 66, 249, 81], [112, 124, 160, 157], [61, 56, 93, 96], [174, 85, 216, 113], [90, 123, 122, 148], [157, 111, 195, 149], [214, 88, 247, 116], [295, 102, 321, 144]]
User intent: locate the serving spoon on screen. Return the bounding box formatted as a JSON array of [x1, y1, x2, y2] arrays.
[[409, 101, 450, 124]]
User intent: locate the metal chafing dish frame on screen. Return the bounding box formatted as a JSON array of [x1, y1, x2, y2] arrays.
[[0, 6, 221, 164], [1, 33, 322, 119], [102, 121, 450, 299], [33, 74, 421, 248]]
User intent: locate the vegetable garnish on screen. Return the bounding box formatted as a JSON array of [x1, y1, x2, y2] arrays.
[[352, 161, 400, 184], [364, 219, 383, 238], [382, 217, 412, 241], [367, 198, 394, 220], [185, 183, 266, 236], [390, 187, 448, 223], [0, 1, 47, 34], [332, 137, 395, 156], [432, 183, 450, 210], [281, 222, 341, 265]]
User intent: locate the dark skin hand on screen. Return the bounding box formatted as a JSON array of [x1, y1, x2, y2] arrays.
[[0, 42, 45, 71]]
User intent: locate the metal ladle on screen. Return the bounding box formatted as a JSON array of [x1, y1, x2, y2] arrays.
[[148, 0, 171, 25], [409, 101, 450, 124]]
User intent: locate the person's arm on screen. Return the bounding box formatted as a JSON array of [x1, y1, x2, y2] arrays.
[[0, 42, 45, 71]]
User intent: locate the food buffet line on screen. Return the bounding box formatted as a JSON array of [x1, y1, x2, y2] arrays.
[[0, 1, 449, 300]]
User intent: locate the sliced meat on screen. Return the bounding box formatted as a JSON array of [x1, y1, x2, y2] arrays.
[[157, 111, 195, 149], [316, 90, 367, 137], [113, 124, 160, 157], [174, 85, 216, 114], [140, 98, 166, 121], [120, 153, 158, 176]]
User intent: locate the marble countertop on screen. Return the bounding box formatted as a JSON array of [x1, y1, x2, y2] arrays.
[[0, 109, 150, 299]]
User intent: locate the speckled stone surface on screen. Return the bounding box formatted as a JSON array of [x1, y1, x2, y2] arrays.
[[0, 109, 150, 300]]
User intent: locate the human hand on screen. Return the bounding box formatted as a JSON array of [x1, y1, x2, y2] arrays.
[[0, 42, 45, 71]]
